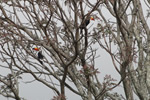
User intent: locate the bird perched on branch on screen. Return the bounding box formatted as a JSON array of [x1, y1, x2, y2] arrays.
[[80, 16, 94, 29], [37, 51, 44, 64], [38, 51, 44, 59], [33, 47, 44, 64]]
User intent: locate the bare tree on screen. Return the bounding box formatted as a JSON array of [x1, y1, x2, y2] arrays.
[[0, 0, 149, 100]]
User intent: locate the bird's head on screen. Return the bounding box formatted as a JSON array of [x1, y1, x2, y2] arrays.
[[33, 47, 40, 51], [90, 16, 94, 21]]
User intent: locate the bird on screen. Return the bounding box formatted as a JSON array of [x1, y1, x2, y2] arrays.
[[32, 47, 44, 64], [32, 47, 44, 59], [80, 16, 94, 29], [85, 16, 94, 26], [37, 51, 44, 65], [38, 51, 44, 59]]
